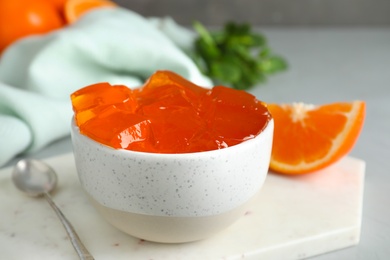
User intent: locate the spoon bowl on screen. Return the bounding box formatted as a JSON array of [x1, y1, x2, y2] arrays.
[[12, 159, 57, 197]]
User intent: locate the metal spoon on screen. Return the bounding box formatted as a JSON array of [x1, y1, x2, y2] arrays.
[[12, 159, 94, 260]]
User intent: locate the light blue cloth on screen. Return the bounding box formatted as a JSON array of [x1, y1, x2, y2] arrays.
[[0, 8, 211, 167]]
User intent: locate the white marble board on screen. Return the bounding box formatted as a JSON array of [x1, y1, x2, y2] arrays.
[[0, 153, 365, 260]]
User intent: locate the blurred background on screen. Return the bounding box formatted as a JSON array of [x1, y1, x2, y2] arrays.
[[114, 0, 390, 26]]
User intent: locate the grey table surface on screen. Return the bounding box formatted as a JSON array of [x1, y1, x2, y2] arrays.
[[3, 28, 390, 259]]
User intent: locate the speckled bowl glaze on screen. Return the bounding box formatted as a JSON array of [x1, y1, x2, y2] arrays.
[[71, 118, 273, 243]]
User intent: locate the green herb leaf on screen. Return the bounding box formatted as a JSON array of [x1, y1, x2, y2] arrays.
[[258, 56, 288, 74], [192, 21, 288, 90]]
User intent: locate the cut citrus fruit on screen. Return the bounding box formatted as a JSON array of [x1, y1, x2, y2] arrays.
[[64, 0, 117, 24], [267, 101, 365, 175]]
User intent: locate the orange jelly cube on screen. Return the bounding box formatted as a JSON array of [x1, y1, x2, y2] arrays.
[[71, 70, 271, 153], [71, 82, 137, 126]]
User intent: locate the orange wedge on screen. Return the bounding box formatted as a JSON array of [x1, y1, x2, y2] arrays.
[[267, 101, 365, 175], [64, 0, 117, 24]]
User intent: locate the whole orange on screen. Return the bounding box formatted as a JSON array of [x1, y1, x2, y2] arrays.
[[0, 0, 64, 53]]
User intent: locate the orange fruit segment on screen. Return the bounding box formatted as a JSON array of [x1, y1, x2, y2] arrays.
[[64, 0, 117, 24], [267, 101, 366, 175]]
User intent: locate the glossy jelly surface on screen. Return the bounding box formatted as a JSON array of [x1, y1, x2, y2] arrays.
[[71, 71, 271, 153]]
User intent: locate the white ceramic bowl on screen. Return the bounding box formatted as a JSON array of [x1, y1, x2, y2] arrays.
[[71, 118, 273, 243]]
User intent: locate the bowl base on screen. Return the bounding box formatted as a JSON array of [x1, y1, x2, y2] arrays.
[[88, 194, 256, 243]]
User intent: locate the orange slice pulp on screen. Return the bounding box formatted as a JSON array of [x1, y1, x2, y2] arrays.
[[267, 100, 366, 175], [64, 0, 117, 24]]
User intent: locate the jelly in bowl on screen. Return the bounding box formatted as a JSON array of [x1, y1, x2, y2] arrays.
[[70, 71, 273, 243]]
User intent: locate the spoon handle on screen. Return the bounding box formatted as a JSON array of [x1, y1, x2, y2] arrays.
[[44, 193, 94, 260]]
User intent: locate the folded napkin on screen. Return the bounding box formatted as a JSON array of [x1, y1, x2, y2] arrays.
[[0, 8, 211, 167]]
